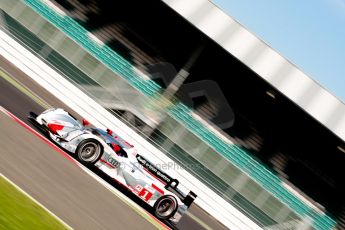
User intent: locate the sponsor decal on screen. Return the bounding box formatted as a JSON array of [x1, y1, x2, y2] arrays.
[[104, 152, 120, 168], [136, 154, 173, 185]]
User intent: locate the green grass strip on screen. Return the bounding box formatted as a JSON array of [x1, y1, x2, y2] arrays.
[[0, 175, 69, 230]]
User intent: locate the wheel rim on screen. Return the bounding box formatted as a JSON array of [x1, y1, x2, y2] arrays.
[[156, 198, 176, 217], [79, 142, 100, 162]]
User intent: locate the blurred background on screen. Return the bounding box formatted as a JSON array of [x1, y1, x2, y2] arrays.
[[1, 0, 344, 229]]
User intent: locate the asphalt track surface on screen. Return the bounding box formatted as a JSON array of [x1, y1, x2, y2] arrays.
[[0, 56, 229, 230]]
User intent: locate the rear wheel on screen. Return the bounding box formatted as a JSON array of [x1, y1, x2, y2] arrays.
[[76, 139, 102, 165], [153, 195, 178, 220]]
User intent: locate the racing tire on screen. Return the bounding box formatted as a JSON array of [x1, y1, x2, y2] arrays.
[[76, 139, 103, 165], [153, 195, 178, 220]]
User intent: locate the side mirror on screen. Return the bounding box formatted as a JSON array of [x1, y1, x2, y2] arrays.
[[82, 119, 90, 126]]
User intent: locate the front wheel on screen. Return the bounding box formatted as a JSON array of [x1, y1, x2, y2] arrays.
[[76, 139, 102, 165], [153, 195, 178, 220]]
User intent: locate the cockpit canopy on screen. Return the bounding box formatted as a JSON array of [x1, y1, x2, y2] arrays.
[[91, 128, 131, 158]]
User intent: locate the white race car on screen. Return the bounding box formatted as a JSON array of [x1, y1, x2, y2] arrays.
[[28, 108, 196, 223]]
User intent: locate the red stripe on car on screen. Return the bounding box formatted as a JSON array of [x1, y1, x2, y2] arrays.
[[100, 159, 115, 168], [151, 184, 164, 195]]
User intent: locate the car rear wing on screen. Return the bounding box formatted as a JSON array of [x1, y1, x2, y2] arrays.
[[136, 154, 197, 207]]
